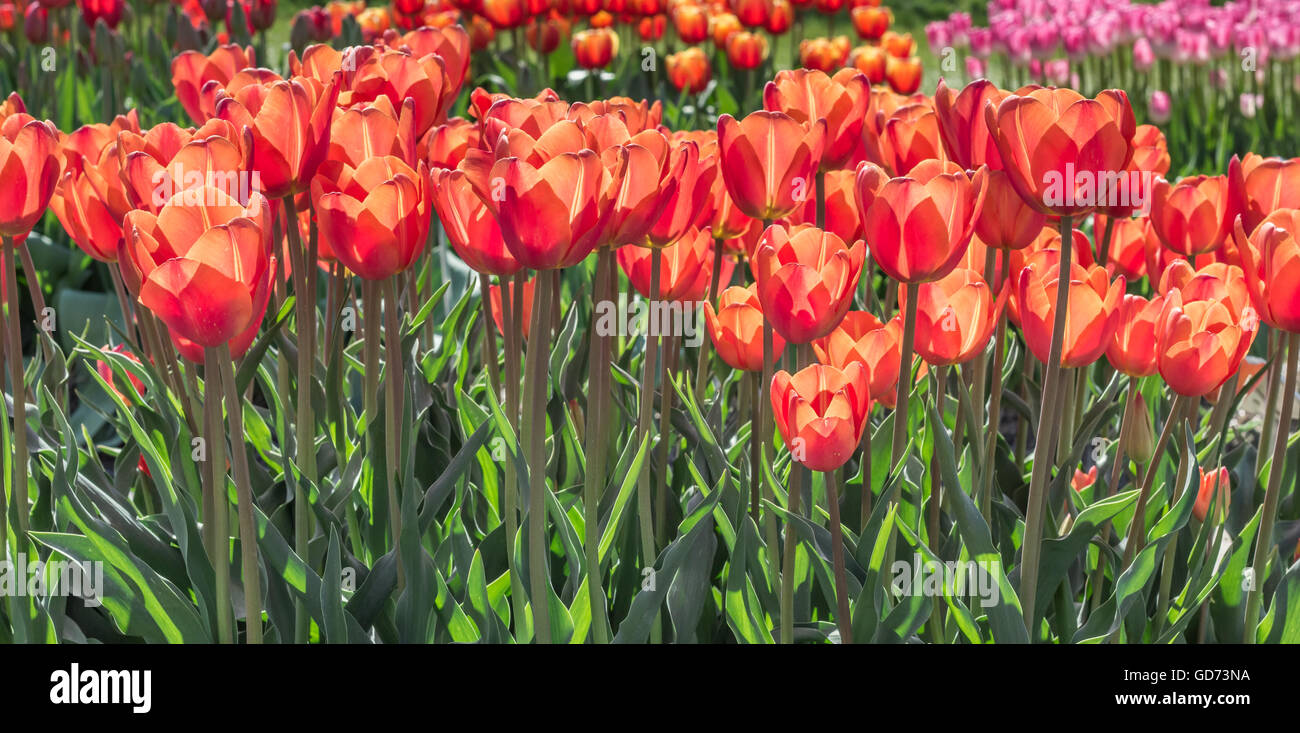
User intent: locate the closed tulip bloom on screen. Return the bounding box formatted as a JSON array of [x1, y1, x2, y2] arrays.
[[905, 267, 1007, 366], [1018, 256, 1125, 368], [880, 29, 913, 57], [751, 223, 865, 343], [1232, 153, 1300, 234], [618, 227, 734, 302], [855, 161, 987, 284], [726, 30, 768, 69], [704, 284, 786, 372], [811, 310, 901, 405], [934, 78, 1009, 170], [1095, 214, 1157, 281], [215, 76, 340, 199], [573, 27, 619, 68], [1156, 288, 1258, 397], [119, 122, 246, 215], [432, 167, 520, 277], [1072, 466, 1097, 492], [1194, 466, 1231, 523], [710, 12, 741, 47], [666, 47, 711, 93], [343, 47, 455, 137], [884, 56, 922, 95], [482, 0, 525, 27], [49, 165, 122, 262], [493, 150, 610, 270], [879, 103, 947, 175], [985, 87, 1137, 217], [770, 362, 872, 472], [766, 0, 792, 33], [798, 36, 851, 72], [647, 139, 717, 247], [1149, 174, 1235, 257], [763, 68, 869, 170], [0, 118, 60, 239], [717, 110, 826, 221], [734, 0, 769, 27], [394, 25, 472, 95], [171, 45, 257, 125], [975, 168, 1046, 250], [326, 97, 415, 171], [1106, 293, 1165, 377], [672, 3, 708, 43], [313, 155, 432, 280], [850, 5, 889, 40], [598, 132, 685, 248], [848, 44, 886, 84], [1234, 209, 1300, 333], [126, 186, 276, 361], [422, 117, 477, 170], [1095, 124, 1168, 219], [1156, 260, 1251, 316]]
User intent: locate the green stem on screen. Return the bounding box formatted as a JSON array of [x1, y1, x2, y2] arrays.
[[1090, 377, 1137, 614], [216, 343, 263, 644], [383, 276, 405, 592], [524, 268, 557, 643], [203, 350, 233, 644], [825, 468, 853, 644], [1243, 332, 1299, 642], [980, 255, 1011, 523], [3, 238, 29, 542], [1019, 214, 1074, 636], [581, 250, 613, 644], [635, 252, 662, 644]]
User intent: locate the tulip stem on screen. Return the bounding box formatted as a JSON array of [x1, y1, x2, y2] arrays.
[[1243, 332, 1299, 643], [1120, 395, 1190, 572], [928, 364, 947, 644], [500, 273, 528, 638], [979, 254, 1011, 524], [361, 279, 384, 560], [635, 252, 662, 644], [524, 268, 557, 643], [383, 276, 405, 593], [859, 426, 872, 532], [1019, 214, 1074, 637], [2, 238, 30, 543], [479, 274, 501, 398], [1255, 329, 1282, 480], [216, 343, 263, 644], [203, 349, 233, 644], [107, 264, 138, 351], [17, 242, 54, 366], [825, 468, 853, 644], [581, 249, 613, 644], [815, 170, 827, 230], [655, 333, 678, 549], [969, 247, 997, 453], [1096, 214, 1116, 267], [283, 195, 315, 644], [748, 371, 761, 521], [693, 237, 725, 401], [889, 282, 920, 478], [1089, 376, 1137, 614]]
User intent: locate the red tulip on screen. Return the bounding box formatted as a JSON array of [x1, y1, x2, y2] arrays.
[[313, 155, 432, 281], [1106, 293, 1165, 377], [725, 30, 768, 70], [491, 150, 610, 270], [1156, 288, 1258, 397], [432, 167, 520, 277], [855, 161, 987, 284], [618, 227, 735, 302], [985, 87, 1137, 217], [974, 168, 1047, 251], [717, 110, 825, 222], [1234, 210, 1300, 333], [1017, 252, 1125, 368], [215, 76, 341, 199], [572, 27, 619, 69], [171, 45, 257, 124], [1231, 153, 1300, 234], [934, 78, 1009, 171], [750, 223, 865, 343], [0, 118, 60, 239], [1149, 174, 1235, 257], [1193, 467, 1231, 523], [703, 284, 786, 372], [770, 362, 872, 472], [666, 48, 711, 94], [903, 267, 1007, 367], [763, 68, 868, 170], [811, 310, 901, 405]]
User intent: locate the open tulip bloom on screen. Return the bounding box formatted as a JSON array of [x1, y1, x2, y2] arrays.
[[4, 12, 1300, 659]]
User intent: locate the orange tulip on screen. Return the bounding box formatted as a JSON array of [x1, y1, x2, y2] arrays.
[[717, 110, 826, 221], [1234, 209, 1300, 333], [985, 87, 1137, 217], [572, 27, 619, 68], [432, 167, 520, 277], [763, 68, 868, 170], [974, 168, 1046, 251], [423, 117, 479, 170], [342, 47, 455, 137], [751, 223, 865, 343], [49, 164, 122, 262], [934, 78, 1009, 171], [766, 0, 793, 33], [596, 130, 684, 248], [1149, 174, 1235, 257], [850, 5, 889, 40], [710, 11, 741, 47], [118, 120, 246, 215], [1017, 252, 1125, 368], [811, 310, 901, 405], [1095, 214, 1157, 281], [884, 56, 922, 95], [704, 284, 786, 372], [618, 227, 735, 302], [482, 0, 525, 28], [390, 25, 472, 95], [798, 36, 851, 72], [904, 267, 1007, 366], [215, 76, 340, 199], [1156, 259, 1251, 314], [0, 118, 60, 239], [325, 97, 415, 171], [646, 138, 717, 247], [782, 168, 861, 244], [1072, 466, 1098, 492], [1096, 124, 1167, 219], [124, 185, 276, 362], [313, 155, 432, 281], [1106, 293, 1165, 377], [848, 44, 886, 84], [878, 103, 947, 175], [880, 30, 914, 57], [1156, 287, 1258, 397], [666, 47, 711, 94], [855, 161, 987, 284], [1193, 466, 1231, 523], [492, 150, 610, 270], [770, 362, 871, 472], [672, 3, 708, 43], [725, 30, 767, 69], [1232, 153, 1300, 235], [170, 44, 257, 124]]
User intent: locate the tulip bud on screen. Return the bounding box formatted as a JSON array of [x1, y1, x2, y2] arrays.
[[1123, 391, 1156, 465], [23, 4, 48, 44]]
